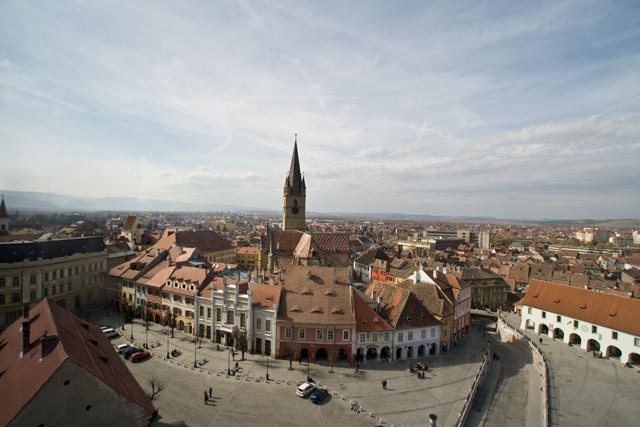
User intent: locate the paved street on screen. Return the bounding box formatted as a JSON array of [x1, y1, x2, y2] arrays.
[[502, 313, 640, 427], [467, 318, 543, 427], [85, 309, 487, 427]]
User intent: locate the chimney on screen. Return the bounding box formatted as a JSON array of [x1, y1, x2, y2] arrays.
[[155, 249, 160, 257], [21, 303, 30, 356], [236, 270, 241, 284], [434, 270, 438, 279], [167, 254, 172, 267], [377, 296, 383, 314]]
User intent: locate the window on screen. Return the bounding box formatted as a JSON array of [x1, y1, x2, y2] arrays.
[[556, 315, 561, 322], [240, 313, 246, 328], [265, 320, 271, 333], [59, 285, 63, 293], [431, 328, 436, 337], [216, 308, 222, 321], [29, 291, 35, 301], [43, 273, 48, 283], [59, 269, 64, 278], [359, 333, 366, 343], [612, 331, 618, 340], [44, 288, 48, 297], [199, 306, 204, 317], [343, 330, 349, 341], [573, 320, 578, 328], [316, 329, 323, 341], [299, 328, 306, 340], [592, 325, 597, 334], [408, 331, 413, 341], [68, 268, 72, 277], [0, 294, 4, 304], [398, 332, 404, 342], [635, 337, 640, 347], [542, 311, 546, 319], [327, 330, 334, 341], [384, 332, 389, 341], [256, 318, 262, 331], [67, 283, 72, 292], [30, 275, 36, 285], [52, 271, 57, 280], [226, 310, 234, 324], [12, 293, 20, 303], [285, 327, 292, 339], [13, 277, 19, 286], [207, 308, 211, 319], [527, 307, 532, 314], [421, 329, 427, 339], [75, 266, 79, 275], [372, 332, 378, 342]]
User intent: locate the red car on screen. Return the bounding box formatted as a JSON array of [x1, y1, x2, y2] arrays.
[[130, 351, 151, 363]]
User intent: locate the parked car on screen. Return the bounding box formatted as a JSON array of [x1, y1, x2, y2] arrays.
[[123, 347, 143, 359], [130, 351, 151, 363], [309, 388, 329, 404], [100, 325, 111, 331], [296, 382, 316, 398], [101, 328, 120, 339], [115, 343, 133, 354]]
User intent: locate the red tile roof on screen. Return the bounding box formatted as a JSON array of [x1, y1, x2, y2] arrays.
[[519, 279, 640, 336], [0, 299, 154, 426], [353, 291, 393, 332], [249, 282, 282, 309]]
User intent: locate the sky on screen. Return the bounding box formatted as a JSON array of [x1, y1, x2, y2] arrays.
[[1, 0, 639, 219]]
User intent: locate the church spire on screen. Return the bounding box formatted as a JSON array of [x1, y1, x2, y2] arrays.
[[0, 195, 7, 219], [285, 134, 304, 195]]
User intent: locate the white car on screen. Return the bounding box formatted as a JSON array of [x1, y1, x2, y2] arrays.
[[296, 382, 316, 398], [115, 343, 133, 354]]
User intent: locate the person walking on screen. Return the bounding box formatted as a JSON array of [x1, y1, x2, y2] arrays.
[[209, 386, 212, 397], [204, 390, 209, 404]]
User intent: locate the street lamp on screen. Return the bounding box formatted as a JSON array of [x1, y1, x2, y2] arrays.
[[307, 356, 311, 382], [166, 327, 170, 359], [194, 335, 198, 368], [266, 353, 270, 381], [228, 347, 232, 375], [130, 310, 134, 341], [144, 304, 148, 349]]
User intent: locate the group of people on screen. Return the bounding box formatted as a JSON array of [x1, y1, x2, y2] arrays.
[[203, 386, 213, 404]]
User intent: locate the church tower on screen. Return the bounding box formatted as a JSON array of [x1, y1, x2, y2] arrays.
[[0, 195, 9, 235], [282, 135, 306, 231]]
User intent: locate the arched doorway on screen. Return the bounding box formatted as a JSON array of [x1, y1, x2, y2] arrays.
[[381, 347, 391, 361], [587, 339, 600, 352], [300, 348, 310, 361], [553, 328, 564, 340], [407, 346, 414, 358], [607, 346, 622, 359], [430, 343, 437, 355], [628, 353, 640, 365], [337, 348, 348, 361], [315, 348, 328, 361], [396, 347, 402, 360], [569, 333, 582, 346], [366, 347, 378, 361], [418, 344, 425, 357], [538, 324, 549, 335], [188, 323, 193, 334], [178, 320, 185, 331], [356, 347, 364, 361], [525, 319, 534, 330]]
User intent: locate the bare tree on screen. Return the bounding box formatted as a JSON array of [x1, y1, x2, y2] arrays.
[[148, 376, 164, 401], [283, 345, 295, 371]]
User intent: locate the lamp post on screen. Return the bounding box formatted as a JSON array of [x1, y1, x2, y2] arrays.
[[166, 326, 170, 358], [266, 353, 270, 381], [228, 347, 232, 375], [144, 304, 148, 349], [130, 310, 134, 341], [307, 356, 310, 382], [194, 335, 198, 368]]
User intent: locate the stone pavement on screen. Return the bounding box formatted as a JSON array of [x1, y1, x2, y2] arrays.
[[502, 312, 640, 427], [87, 309, 487, 427]]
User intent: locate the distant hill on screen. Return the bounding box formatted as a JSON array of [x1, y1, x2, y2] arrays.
[[1, 190, 638, 227]]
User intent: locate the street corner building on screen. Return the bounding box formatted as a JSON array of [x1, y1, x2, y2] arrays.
[[0, 299, 155, 427]]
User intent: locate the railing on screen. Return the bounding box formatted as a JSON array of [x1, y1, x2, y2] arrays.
[[498, 314, 551, 427], [455, 330, 491, 427]]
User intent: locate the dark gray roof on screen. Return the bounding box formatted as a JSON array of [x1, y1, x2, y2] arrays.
[[0, 237, 105, 263]]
